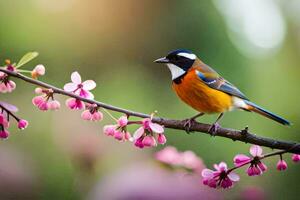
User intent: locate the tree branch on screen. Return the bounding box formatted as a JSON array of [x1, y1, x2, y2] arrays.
[[1, 68, 299, 154]]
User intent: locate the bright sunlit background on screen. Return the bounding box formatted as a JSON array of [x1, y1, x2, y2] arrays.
[[1, 0, 300, 199]]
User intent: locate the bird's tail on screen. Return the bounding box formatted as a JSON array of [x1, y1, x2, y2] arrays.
[[244, 100, 291, 126]]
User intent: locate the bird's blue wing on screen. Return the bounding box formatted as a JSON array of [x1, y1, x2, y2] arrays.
[[196, 70, 249, 100]]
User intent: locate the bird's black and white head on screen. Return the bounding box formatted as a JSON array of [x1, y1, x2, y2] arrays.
[[154, 49, 197, 81]]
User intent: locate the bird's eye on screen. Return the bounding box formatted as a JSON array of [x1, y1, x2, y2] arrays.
[[173, 55, 180, 61]]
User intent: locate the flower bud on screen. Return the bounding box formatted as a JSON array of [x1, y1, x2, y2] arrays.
[[18, 119, 28, 130], [277, 160, 288, 171]]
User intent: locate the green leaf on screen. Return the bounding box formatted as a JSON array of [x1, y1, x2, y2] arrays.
[[16, 52, 39, 68]]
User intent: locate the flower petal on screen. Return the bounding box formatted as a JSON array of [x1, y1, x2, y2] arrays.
[[218, 162, 228, 171], [228, 172, 240, 182], [233, 154, 251, 167], [64, 83, 78, 92], [71, 71, 81, 84], [250, 145, 263, 157], [82, 80, 96, 90], [149, 122, 164, 133], [133, 127, 145, 140], [201, 169, 214, 179]]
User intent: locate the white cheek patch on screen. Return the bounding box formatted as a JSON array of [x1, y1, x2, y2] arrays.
[[177, 52, 196, 60], [167, 63, 186, 80]]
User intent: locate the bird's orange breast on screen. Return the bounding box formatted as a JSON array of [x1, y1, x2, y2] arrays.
[[172, 69, 232, 113]]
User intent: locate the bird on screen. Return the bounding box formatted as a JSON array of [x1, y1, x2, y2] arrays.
[[154, 49, 290, 134]]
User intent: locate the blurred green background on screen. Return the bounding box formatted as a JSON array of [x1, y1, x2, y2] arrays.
[[1, 0, 300, 199]]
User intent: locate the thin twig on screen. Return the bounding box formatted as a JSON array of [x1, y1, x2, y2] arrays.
[[1, 68, 299, 154]]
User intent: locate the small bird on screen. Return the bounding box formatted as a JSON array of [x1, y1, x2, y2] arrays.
[[154, 49, 290, 134]]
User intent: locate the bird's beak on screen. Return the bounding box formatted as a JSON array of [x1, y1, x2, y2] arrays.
[[154, 57, 169, 63]]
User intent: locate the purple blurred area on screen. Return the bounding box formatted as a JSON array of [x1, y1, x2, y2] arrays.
[[88, 162, 222, 200], [0, 145, 37, 199]]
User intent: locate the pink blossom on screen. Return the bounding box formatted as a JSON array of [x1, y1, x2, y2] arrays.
[[181, 151, 204, 172], [155, 146, 182, 165], [103, 116, 131, 141], [117, 116, 128, 127], [32, 89, 60, 111], [66, 98, 85, 110], [32, 96, 49, 111], [33, 65, 45, 75], [134, 137, 145, 148], [34, 87, 43, 94], [233, 154, 251, 167], [48, 100, 61, 110], [155, 146, 205, 173], [157, 133, 167, 144], [201, 162, 239, 189], [277, 160, 287, 171], [38, 101, 49, 111], [0, 114, 9, 129], [234, 145, 267, 176], [0, 79, 16, 93], [81, 109, 103, 121], [31, 64, 45, 78], [0, 70, 16, 93], [32, 96, 44, 106], [103, 125, 116, 136], [0, 113, 10, 139], [64, 71, 96, 99], [132, 118, 166, 148], [114, 130, 123, 141], [18, 119, 28, 130], [142, 118, 164, 134], [142, 136, 157, 147], [292, 154, 300, 163], [0, 130, 9, 139], [6, 64, 16, 72]]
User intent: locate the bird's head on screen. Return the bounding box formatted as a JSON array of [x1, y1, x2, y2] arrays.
[[154, 49, 197, 80]]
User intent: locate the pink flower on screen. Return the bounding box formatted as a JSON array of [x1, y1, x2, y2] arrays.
[[81, 109, 103, 121], [32, 96, 49, 111], [0, 72, 16, 93], [157, 133, 167, 144], [142, 135, 157, 147], [117, 116, 128, 127], [103, 125, 116, 136], [0, 130, 9, 139], [31, 64, 45, 79], [32, 89, 60, 111], [48, 100, 61, 110], [0, 113, 9, 139], [181, 150, 204, 172], [292, 154, 300, 163], [134, 137, 144, 148], [103, 116, 131, 142], [202, 162, 239, 189], [132, 118, 166, 148], [277, 160, 287, 171], [155, 146, 205, 173], [0, 114, 9, 129], [155, 146, 182, 165], [64, 71, 96, 99], [18, 119, 28, 130], [234, 145, 267, 176], [66, 98, 85, 110]]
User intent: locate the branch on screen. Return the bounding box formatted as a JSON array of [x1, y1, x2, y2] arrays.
[[1, 68, 299, 154]]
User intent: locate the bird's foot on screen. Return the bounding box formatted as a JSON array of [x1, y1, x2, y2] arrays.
[[182, 118, 196, 134], [208, 122, 220, 136]]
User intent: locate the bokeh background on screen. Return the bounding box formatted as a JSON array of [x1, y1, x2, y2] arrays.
[[1, 0, 300, 199]]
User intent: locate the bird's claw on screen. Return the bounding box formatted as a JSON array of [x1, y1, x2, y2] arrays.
[[208, 122, 220, 136], [183, 118, 196, 134]]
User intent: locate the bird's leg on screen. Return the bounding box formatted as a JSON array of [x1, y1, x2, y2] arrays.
[[183, 112, 205, 134], [208, 113, 224, 136]]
